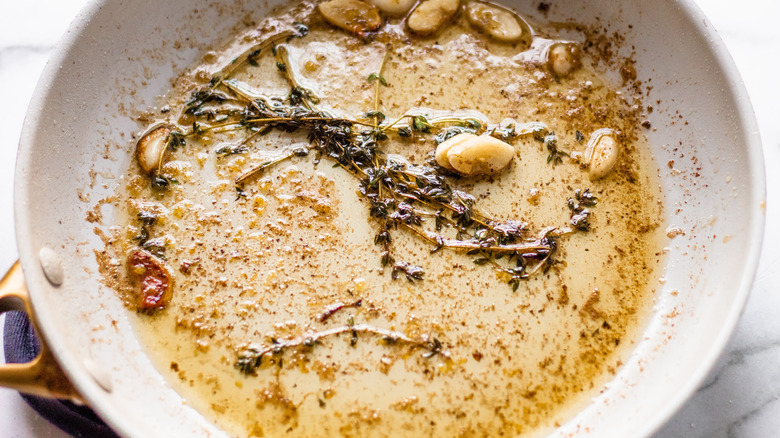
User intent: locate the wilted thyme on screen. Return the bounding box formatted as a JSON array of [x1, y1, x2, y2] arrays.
[[568, 188, 597, 231], [545, 133, 568, 166], [148, 26, 593, 289]]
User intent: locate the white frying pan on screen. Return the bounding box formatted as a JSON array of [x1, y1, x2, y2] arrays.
[[0, 0, 765, 437]]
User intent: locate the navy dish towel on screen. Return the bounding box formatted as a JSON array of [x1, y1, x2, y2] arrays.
[[3, 311, 120, 438]]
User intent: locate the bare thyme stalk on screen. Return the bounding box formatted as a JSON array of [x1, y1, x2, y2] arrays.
[[236, 324, 450, 375]]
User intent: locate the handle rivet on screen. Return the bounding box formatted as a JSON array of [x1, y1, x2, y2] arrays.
[[39, 247, 64, 287], [83, 358, 113, 393]]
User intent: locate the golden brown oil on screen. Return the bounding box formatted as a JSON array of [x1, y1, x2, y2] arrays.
[[101, 2, 666, 437]]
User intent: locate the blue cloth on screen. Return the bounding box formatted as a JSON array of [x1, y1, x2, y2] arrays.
[[3, 311, 120, 438]]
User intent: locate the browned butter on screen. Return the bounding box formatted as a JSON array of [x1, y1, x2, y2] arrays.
[[99, 2, 666, 436]]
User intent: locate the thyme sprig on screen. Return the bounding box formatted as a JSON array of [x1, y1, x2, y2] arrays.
[[236, 324, 450, 374], [568, 188, 597, 231], [545, 133, 568, 166]]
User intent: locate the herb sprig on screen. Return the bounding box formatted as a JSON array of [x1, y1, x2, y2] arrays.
[[236, 324, 450, 375], [568, 188, 597, 231]]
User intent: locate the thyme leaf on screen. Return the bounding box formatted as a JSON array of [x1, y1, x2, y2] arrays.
[[434, 125, 478, 144], [292, 22, 309, 37], [235, 186, 247, 201], [364, 110, 386, 124], [367, 72, 387, 86], [215, 143, 248, 157], [151, 175, 172, 190], [411, 115, 433, 133], [392, 262, 425, 282]]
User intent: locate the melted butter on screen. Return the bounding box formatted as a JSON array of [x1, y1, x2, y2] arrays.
[[106, 2, 666, 437]]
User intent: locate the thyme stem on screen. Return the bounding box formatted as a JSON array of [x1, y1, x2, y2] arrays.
[[219, 79, 262, 112], [398, 222, 554, 254], [212, 30, 296, 86], [236, 323, 450, 374], [235, 147, 309, 184], [183, 120, 243, 137], [275, 44, 320, 111], [372, 47, 390, 123], [387, 168, 496, 229]]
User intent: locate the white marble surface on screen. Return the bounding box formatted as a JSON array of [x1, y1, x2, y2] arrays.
[[0, 0, 778, 436]]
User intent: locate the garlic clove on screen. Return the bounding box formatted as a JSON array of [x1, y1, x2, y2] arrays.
[[547, 42, 582, 78], [136, 124, 173, 175], [318, 0, 383, 36], [128, 248, 174, 311], [365, 0, 417, 16], [465, 1, 528, 43], [446, 134, 515, 176], [435, 132, 477, 171], [407, 0, 461, 36], [584, 128, 620, 180]]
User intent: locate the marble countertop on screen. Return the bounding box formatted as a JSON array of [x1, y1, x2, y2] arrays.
[[0, 0, 778, 436]]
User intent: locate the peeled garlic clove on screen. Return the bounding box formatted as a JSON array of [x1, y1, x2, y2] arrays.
[[446, 134, 515, 176], [584, 129, 620, 180], [136, 124, 173, 175], [407, 0, 461, 36], [465, 1, 527, 43], [366, 0, 416, 16], [319, 0, 383, 36], [435, 133, 477, 171], [547, 42, 581, 77]]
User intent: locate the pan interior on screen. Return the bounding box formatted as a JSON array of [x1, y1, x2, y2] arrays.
[[14, 1, 764, 437]]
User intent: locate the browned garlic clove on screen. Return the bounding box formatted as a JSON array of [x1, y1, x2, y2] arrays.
[[547, 42, 582, 78], [465, 1, 528, 43], [584, 128, 620, 180], [136, 124, 173, 175], [128, 248, 174, 312], [437, 133, 515, 176], [365, 0, 416, 16], [318, 0, 383, 36], [407, 0, 461, 36]]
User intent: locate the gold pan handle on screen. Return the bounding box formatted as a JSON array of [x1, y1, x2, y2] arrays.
[[0, 261, 82, 402]]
